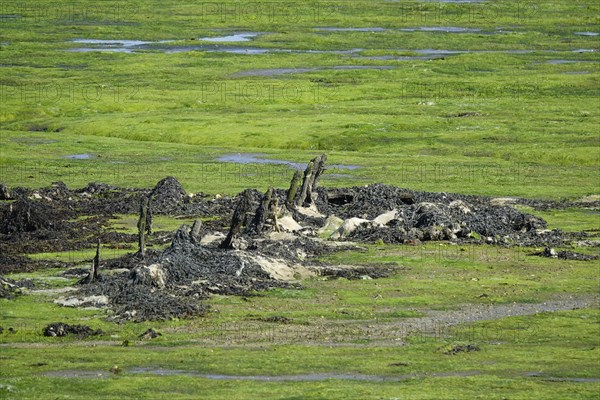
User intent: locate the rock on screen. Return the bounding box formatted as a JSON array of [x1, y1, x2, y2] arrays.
[[330, 217, 371, 240], [423, 225, 445, 241], [490, 197, 518, 206], [318, 215, 344, 237], [246, 253, 316, 281], [373, 209, 399, 226], [200, 232, 226, 245], [296, 204, 325, 218], [277, 215, 304, 232], [55, 295, 109, 308], [229, 237, 249, 250], [543, 247, 558, 258], [110, 365, 122, 374], [449, 200, 472, 214], [129, 264, 167, 288], [138, 328, 161, 339], [190, 220, 202, 242], [0, 183, 11, 200]]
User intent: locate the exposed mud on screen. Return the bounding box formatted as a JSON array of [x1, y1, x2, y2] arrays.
[[232, 65, 394, 77], [43, 366, 600, 383]]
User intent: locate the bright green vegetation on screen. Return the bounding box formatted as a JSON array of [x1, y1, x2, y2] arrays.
[[1, 244, 599, 399], [0, 0, 598, 198], [1, 0, 599, 399]]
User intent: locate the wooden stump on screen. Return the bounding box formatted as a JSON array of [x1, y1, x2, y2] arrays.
[[295, 154, 327, 207], [137, 197, 149, 257], [220, 189, 254, 249]]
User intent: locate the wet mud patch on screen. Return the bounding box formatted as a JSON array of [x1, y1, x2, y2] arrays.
[[43, 370, 112, 379], [232, 65, 394, 77], [10, 137, 58, 145], [129, 368, 482, 381]]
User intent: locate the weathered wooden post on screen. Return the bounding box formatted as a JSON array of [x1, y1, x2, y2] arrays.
[[190, 219, 202, 243], [137, 196, 149, 257], [295, 154, 327, 207], [220, 189, 253, 249], [251, 187, 274, 234], [145, 201, 153, 236], [80, 238, 101, 284], [286, 170, 302, 209], [270, 196, 280, 233], [92, 238, 100, 282]]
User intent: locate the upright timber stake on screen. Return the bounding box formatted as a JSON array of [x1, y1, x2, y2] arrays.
[[220, 189, 253, 249], [270, 196, 280, 233], [251, 187, 274, 234], [295, 154, 327, 207], [92, 239, 100, 282], [137, 196, 149, 257], [286, 170, 302, 209], [80, 238, 101, 284], [190, 219, 202, 243], [145, 201, 153, 236]]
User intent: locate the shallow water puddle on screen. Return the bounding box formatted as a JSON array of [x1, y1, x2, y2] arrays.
[[67, 39, 597, 56], [414, 0, 487, 2], [546, 59, 594, 64], [217, 153, 360, 170], [68, 39, 173, 53], [199, 33, 259, 42], [64, 154, 93, 160], [316, 27, 387, 32], [574, 32, 599, 36], [401, 26, 482, 33]]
